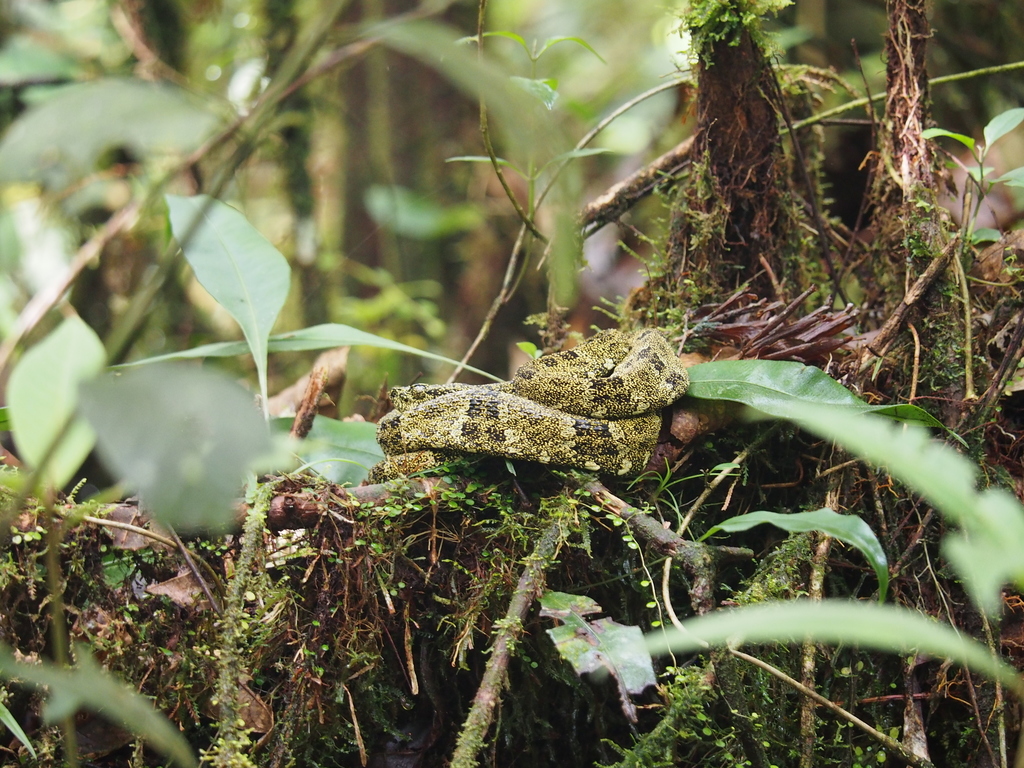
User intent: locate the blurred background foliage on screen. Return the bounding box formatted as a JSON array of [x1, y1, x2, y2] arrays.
[[0, 0, 1022, 413]]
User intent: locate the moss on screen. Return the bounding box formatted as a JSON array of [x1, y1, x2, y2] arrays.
[[684, 0, 793, 66]]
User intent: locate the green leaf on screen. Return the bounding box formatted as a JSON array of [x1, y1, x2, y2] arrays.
[[540, 591, 655, 722], [0, 644, 196, 767], [122, 323, 502, 382], [78, 364, 276, 533], [510, 76, 559, 110], [7, 317, 104, 489], [0, 35, 78, 87], [991, 166, 1024, 189], [983, 107, 1024, 150], [686, 359, 947, 430], [537, 36, 606, 63], [702, 508, 888, 601], [967, 166, 995, 183], [364, 185, 483, 240], [445, 155, 515, 168], [790, 405, 1024, 613], [482, 30, 530, 56], [647, 601, 1024, 699], [166, 194, 291, 415], [276, 416, 383, 485], [540, 147, 613, 174], [971, 227, 1001, 244], [921, 127, 975, 151], [0, 407, 9, 432], [516, 341, 541, 359], [0, 698, 35, 758], [0, 78, 221, 190]]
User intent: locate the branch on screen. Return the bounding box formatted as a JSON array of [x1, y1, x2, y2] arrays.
[[580, 137, 694, 237], [449, 518, 564, 768], [582, 480, 751, 615], [729, 648, 937, 768], [866, 239, 956, 358]]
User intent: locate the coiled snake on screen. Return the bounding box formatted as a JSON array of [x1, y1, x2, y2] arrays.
[[371, 329, 689, 480]]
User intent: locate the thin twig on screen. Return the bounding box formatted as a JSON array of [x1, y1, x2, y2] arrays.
[[866, 240, 956, 358], [789, 59, 1024, 132], [677, 427, 777, 537], [729, 648, 936, 768], [473, 0, 546, 243], [580, 137, 694, 237], [44, 516, 79, 767], [170, 527, 223, 616], [81, 515, 176, 549], [449, 519, 564, 768]]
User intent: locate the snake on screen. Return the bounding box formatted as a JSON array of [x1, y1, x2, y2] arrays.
[[370, 329, 689, 480]]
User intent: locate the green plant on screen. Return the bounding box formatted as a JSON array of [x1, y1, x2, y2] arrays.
[[923, 107, 1024, 244], [647, 404, 1024, 767]]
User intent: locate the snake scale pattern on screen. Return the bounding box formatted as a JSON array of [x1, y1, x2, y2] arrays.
[[371, 329, 689, 480]]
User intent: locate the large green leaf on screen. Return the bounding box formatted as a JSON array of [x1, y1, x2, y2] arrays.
[[275, 416, 383, 485], [541, 591, 655, 722], [791, 405, 1024, 613], [983, 108, 1024, 150], [78, 364, 276, 533], [647, 601, 1024, 700], [0, 644, 196, 767], [702, 508, 888, 601], [687, 359, 946, 430], [122, 323, 502, 382], [0, 78, 221, 190], [166, 194, 291, 415], [7, 317, 104, 489]]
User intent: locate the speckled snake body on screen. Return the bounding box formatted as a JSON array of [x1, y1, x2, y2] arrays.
[[372, 329, 689, 479]]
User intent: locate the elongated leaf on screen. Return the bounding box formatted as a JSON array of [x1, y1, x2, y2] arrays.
[[647, 601, 1024, 699], [445, 155, 515, 168], [166, 194, 290, 415], [921, 127, 975, 151], [122, 323, 502, 381], [992, 167, 1024, 189], [482, 30, 529, 54], [791, 405, 1024, 613], [0, 698, 35, 758], [8, 316, 104, 489], [79, 364, 275, 532], [541, 591, 655, 722], [972, 227, 1001, 244], [540, 147, 614, 175], [538, 36, 606, 63], [0, 406, 9, 431], [983, 108, 1024, 149], [275, 416, 383, 485], [0, 644, 196, 767], [0, 78, 220, 190], [702, 508, 888, 601], [510, 76, 558, 110], [687, 359, 946, 430]]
